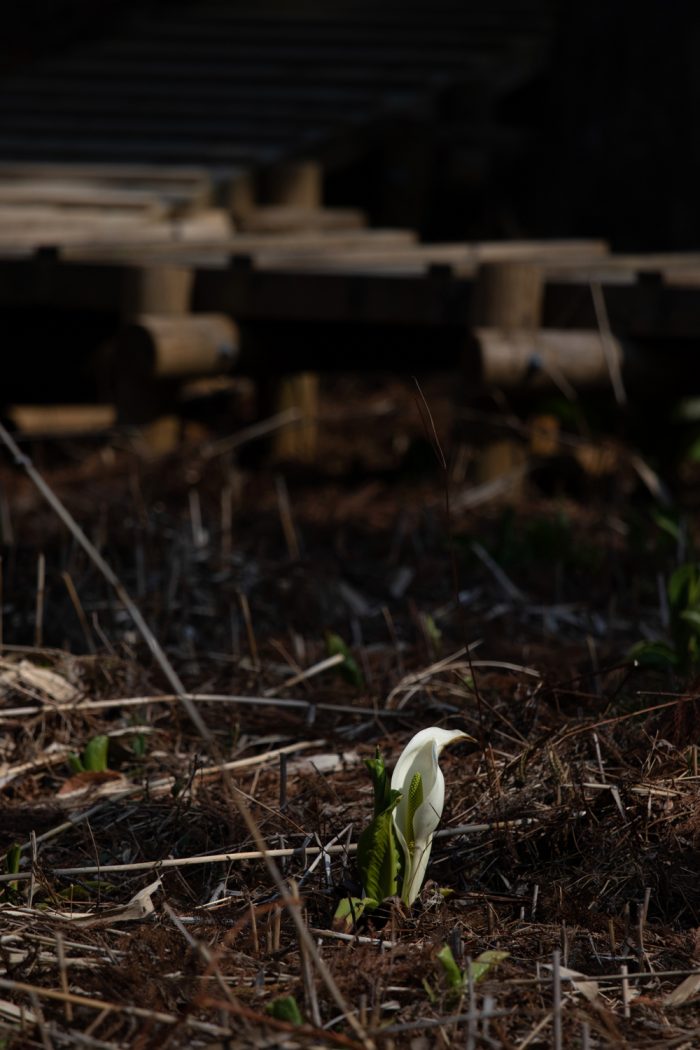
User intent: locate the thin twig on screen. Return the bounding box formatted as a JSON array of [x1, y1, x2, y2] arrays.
[[0, 422, 371, 1046], [552, 948, 562, 1050], [590, 280, 627, 406], [61, 571, 96, 654], [0, 690, 410, 722], [0, 818, 534, 882], [0, 422, 210, 740], [55, 931, 72, 1023], [0, 975, 235, 1038], [275, 473, 300, 561], [34, 553, 45, 649], [202, 407, 303, 459]]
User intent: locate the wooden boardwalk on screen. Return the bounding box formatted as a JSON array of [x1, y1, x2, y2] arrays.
[[0, 2, 696, 426]]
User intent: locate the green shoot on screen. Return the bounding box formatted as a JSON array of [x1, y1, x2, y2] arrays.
[[436, 946, 510, 998], [266, 995, 303, 1025], [436, 945, 464, 993], [326, 632, 365, 689], [356, 788, 402, 904], [364, 748, 391, 817], [333, 748, 403, 927], [68, 734, 110, 774], [632, 561, 700, 672], [3, 843, 21, 895]]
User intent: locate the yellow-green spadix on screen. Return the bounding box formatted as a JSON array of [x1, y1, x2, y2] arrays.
[[391, 726, 471, 906]]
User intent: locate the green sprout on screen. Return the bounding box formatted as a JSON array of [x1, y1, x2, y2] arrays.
[[632, 562, 700, 672], [266, 995, 303, 1025], [68, 734, 110, 774]]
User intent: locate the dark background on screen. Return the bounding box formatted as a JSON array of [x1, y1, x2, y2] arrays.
[[1, 1, 696, 250]]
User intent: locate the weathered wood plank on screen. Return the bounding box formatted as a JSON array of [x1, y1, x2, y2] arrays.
[[237, 206, 365, 234]]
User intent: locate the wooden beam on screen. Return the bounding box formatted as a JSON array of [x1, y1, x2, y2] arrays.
[[475, 328, 623, 390], [238, 206, 365, 234], [117, 314, 239, 378]]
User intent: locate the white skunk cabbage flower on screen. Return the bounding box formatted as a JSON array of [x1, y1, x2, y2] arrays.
[[390, 726, 470, 906]]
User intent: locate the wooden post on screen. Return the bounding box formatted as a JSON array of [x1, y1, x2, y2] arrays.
[[269, 373, 319, 463], [122, 264, 193, 317], [226, 170, 257, 224], [472, 261, 544, 332], [263, 161, 322, 210], [263, 161, 323, 464], [471, 262, 544, 491], [107, 313, 238, 429], [110, 265, 195, 435]]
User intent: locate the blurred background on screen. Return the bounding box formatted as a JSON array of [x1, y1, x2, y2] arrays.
[[3, 0, 698, 247], [0, 0, 699, 457]]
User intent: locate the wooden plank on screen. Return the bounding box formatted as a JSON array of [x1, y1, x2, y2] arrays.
[[0, 182, 169, 215], [84, 37, 499, 69], [0, 210, 233, 249], [0, 81, 379, 107], [0, 91, 367, 121], [20, 56, 459, 89], [97, 18, 519, 46], [226, 239, 609, 275], [0, 164, 216, 210], [7, 404, 116, 435], [3, 248, 700, 345], [0, 135, 277, 165], [0, 161, 213, 185], [0, 205, 163, 228], [193, 264, 474, 327], [0, 111, 321, 140], [239, 207, 365, 233], [59, 228, 417, 264], [131, 4, 540, 28]]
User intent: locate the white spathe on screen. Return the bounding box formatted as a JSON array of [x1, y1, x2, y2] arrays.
[[390, 726, 469, 906]]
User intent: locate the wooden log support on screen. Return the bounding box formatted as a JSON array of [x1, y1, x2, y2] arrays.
[[476, 328, 624, 390], [470, 261, 544, 490], [122, 264, 193, 316], [472, 260, 544, 332], [261, 161, 322, 210], [108, 313, 238, 424], [225, 169, 256, 223], [268, 372, 319, 464], [262, 160, 324, 463], [119, 313, 239, 378]]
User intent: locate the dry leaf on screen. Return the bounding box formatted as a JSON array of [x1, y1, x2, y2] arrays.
[[0, 659, 79, 703], [73, 878, 162, 927], [4, 879, 161, 928], [18, 660, 79, 702], [544, 963, 601, 1004], [289, 750, 359, 775], [57, 769, 129, 804], [0, 748, 72, 790], [665, 973, 700, 1007], [0, 997, 38, 1024]]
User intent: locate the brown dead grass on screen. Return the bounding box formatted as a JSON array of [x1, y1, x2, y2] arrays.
[[2, 376, 700, 1048]]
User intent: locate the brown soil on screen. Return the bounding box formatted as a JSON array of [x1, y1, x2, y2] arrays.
[[2, 376, 700, 1048]]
